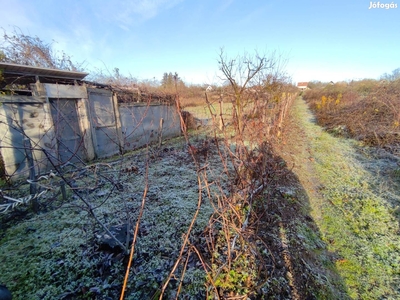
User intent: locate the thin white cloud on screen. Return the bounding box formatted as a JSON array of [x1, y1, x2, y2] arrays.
[[93, 0, 185, 30], [50, 26, 95, 61], [0, 0, 35, 32]]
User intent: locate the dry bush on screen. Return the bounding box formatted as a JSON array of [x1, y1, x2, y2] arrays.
[[179, 85, 218, 108], [180, 96, 206, 108], [304, 79, 400, 150], [185, 50, 298, 298], [0, 28, 83, 71]]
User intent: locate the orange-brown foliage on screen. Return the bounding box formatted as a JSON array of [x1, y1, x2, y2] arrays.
[[304, 80, 400, 150]]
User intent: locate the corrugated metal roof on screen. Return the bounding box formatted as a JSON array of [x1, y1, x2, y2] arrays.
[[0, 62, 88, 80]]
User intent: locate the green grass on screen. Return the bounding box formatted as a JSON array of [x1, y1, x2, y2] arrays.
[[291, 97, 400, 299], [184, 100, 232, 120]]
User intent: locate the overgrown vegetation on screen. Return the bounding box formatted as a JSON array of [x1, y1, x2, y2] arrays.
[[2, 29, 399, 300], [300, 72, 400, 298], [281, 97, 400, 299], [0, 28, 83, 71], [177, 50, 351, 299], [2, 35, 326, 299], [302, 72, 400, 151]]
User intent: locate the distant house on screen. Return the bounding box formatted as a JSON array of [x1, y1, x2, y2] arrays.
[[297, 82, 309, 90]]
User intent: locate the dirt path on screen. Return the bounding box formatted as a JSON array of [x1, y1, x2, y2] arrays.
[[276, 97, 400, 299]]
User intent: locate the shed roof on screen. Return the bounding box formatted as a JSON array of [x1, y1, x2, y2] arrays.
[[0, 62, 88, 80]]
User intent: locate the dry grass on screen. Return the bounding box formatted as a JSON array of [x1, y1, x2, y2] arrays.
[[303, 80, 400, 151]]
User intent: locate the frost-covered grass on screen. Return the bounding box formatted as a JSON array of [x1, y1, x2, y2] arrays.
[[0, 204, 106, 298], [290, 97, 400, 299], [0, 136, 224, 299]]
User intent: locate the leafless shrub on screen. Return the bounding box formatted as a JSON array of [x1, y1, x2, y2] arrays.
[[0, 28, 83, 71], [304, 78, 400, 149], [0, 29, 298, 297], [156, 49, 297, 299]]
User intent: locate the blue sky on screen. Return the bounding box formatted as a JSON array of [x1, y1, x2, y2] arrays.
[[0, 0, 399, 85]]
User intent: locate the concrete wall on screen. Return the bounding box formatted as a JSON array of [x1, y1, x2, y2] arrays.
[[0, 84, 181, 180], [0, 96, 55, 178], [119, 103, 180, 151]]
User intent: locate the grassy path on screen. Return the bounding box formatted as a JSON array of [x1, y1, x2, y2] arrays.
[[278, 97, 400, 299]]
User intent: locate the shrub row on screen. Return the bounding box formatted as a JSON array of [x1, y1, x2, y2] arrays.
[[303, 80, 400, 149]]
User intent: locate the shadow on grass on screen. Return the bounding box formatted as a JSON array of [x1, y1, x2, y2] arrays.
[[275, 96, 400, 299], [247, 150, 351, 299]]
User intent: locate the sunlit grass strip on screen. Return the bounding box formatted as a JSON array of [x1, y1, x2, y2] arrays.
[[184, 100, 233, 120], [293, 98, 400, 299]]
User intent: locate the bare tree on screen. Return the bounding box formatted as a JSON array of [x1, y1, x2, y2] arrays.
[[380, 67, 400, 81], [217, 48, 278, 134]]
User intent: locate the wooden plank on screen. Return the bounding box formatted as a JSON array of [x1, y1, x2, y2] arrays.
[[30, 82, 47, 97], [87, 87, 112, 96]]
